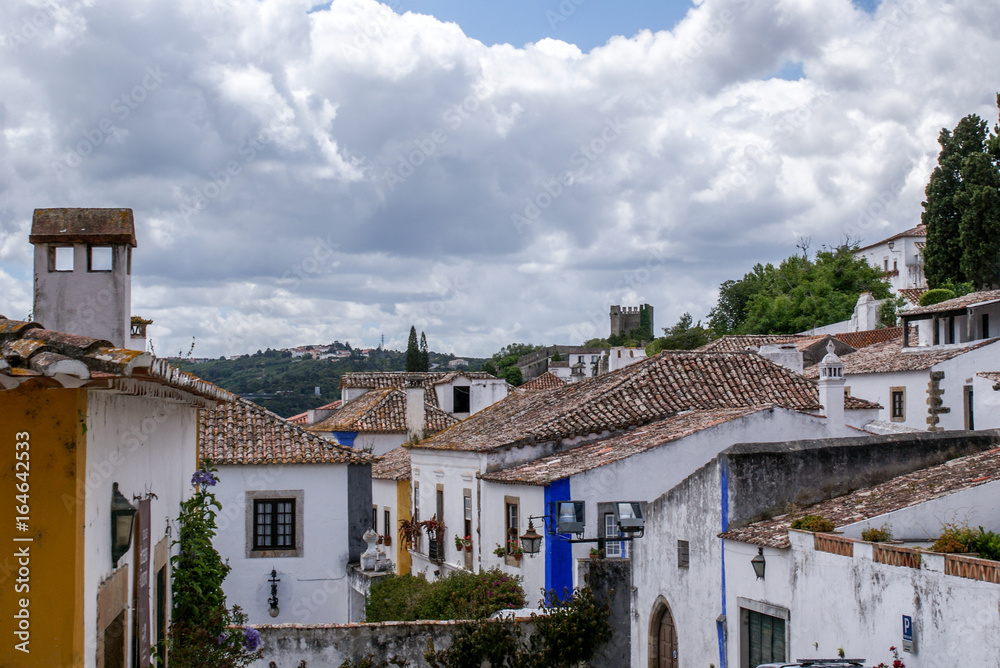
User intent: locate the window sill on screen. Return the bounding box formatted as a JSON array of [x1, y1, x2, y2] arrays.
[[249, 548, 301, 558]]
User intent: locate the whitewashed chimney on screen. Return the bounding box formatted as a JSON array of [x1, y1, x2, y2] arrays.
[[30, 208, 136, 348], [817, 341, 845, 429], [406, 381, 425, 441]]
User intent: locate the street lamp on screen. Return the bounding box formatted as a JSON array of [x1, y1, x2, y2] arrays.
[[520, 519, 543, 556], [751, 548, 766, 580], [267, 569, 281, 617], [110, 482, 137, 568]]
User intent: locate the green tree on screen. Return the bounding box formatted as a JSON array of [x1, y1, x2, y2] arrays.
[[502, 366, 523, 386], [709, 244, 891, 335], [419, 332, 430, 372], [922, 103, 1000, 289], [646, 313, 710, 355], [405, 326, 421, 372]]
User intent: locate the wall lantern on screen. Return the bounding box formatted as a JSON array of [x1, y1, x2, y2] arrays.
[[111, 482, 137, 568], [555, 500, 586, 535], [520, 519, 544, 556], [615, 502, 645, 537], [751, 548, 766, 580], [887, 241, 895, 250], [268, 569, 281, 617]]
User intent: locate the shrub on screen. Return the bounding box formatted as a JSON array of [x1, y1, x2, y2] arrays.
[[790, 514, 835, 532], [861, 524, 893, 543], [366, 569, 525, 622], [932, 524, 1000, 560], [918, 288, 955, 307]]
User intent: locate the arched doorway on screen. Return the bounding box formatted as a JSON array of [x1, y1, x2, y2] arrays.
[[648, 598, 678, 668]]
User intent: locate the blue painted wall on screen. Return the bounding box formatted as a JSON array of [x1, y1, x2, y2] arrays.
[[332, 431, 358, 447], [545, 478, 573, 600], [717, 458, 729, 668]]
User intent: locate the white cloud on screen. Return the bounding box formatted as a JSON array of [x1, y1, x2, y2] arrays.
[[0, 0, 998, 361]]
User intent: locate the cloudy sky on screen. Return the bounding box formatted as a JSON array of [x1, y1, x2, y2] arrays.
[[1, 0, 998, 358]]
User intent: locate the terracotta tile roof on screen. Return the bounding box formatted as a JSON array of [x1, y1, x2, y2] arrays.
[[855, 223, 926, 252], [419, 351, 876, 453], [338, 371, 500, 408], [694, 335, 806, 353], [977, 372, 1000, 390], [308, 388, 459, 433], [287, 400, 342, 425], [373, 446, 411, 480], [30, 207, 137, 246], [0, 317, 233, 404], [722, 444, 1000, 549], [833, 327, 902, 349], [200, 398, 374, 465], [480, 407, 769, 485], [904, 289, 1000, 317], [518, 371, 567, 392], [804, 337, 999, 377], [898, 288, 928, 305]]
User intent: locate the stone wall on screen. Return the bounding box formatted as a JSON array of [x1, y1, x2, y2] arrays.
[[724, 429, 1000, 527], [252, 619, 535, 667]]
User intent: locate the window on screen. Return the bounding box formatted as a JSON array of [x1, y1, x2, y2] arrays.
[[384, 509, 391, 539], [504, 496, 519, 560], [964, 385, 974, 430], [890, 387, 905, 422], [372, 505, 378, 531], [453, 386, 471, 413], [577, 356, 584, 364], [88, 245, 113, 271], [677, 540, 689, 568], [254, 499, 295, 550], [983, 313, 990, 339], [428, 486, 445, 561], [246, 490, 303, 557], [413, 482, 421, 552], [883, 257, 889, 271], [50, 245, 74, 271], [604, 513, 621, 557], [463, 491, 472, 542]]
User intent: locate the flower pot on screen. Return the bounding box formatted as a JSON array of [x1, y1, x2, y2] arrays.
[[465, 544, 472, 553], [513, 553, 522, 562]]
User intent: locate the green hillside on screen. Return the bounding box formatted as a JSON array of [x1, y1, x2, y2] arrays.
[[175, 347, 485, 418]]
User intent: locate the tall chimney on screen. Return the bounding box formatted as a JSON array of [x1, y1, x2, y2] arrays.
[[29, 208, 136, 348], [817, 341, 845, 430], [406, 380, 425, 441]]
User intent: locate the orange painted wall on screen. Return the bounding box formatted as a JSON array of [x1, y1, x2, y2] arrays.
[[396, 480, 412, 575], [0, 384, 86, 667]]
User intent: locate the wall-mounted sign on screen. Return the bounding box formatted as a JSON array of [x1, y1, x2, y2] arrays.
[[902, 614, 914, 653]]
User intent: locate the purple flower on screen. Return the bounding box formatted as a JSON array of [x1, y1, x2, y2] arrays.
[[216, 632, 228, 645], [243, 626, 261, 651], [191, 469, 218, 487]]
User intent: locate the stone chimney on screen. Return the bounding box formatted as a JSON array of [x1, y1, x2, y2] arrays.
[[30, 208, 136, 348], [816, 341, 845, 429], [405, 380, 425, 441]]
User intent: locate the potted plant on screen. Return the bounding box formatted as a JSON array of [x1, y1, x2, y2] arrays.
[[455, 534, 465, 550], [589, 547, 602, 560], [398, 518, 422, 549], [463, 535, 473, 552], [493, 543, 506, 557], [508, 539, 523, 562]]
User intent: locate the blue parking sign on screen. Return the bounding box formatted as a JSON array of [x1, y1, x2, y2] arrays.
[[902, 615, 914, 653]]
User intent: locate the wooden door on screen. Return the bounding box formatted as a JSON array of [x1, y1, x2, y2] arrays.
[[656, 605, 678, 668]]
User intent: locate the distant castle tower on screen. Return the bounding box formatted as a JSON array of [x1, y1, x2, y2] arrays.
[[30, 208, 139, 349], [609, 304, 653, 340]]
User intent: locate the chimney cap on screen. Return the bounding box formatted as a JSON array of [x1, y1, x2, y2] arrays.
[[30, 208, 136, 246]]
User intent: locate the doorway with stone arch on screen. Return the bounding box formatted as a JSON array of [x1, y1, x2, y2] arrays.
[[648, 596, 678, 668]]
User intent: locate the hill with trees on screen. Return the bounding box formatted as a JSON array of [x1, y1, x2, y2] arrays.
[[176, 344, 485, 418]]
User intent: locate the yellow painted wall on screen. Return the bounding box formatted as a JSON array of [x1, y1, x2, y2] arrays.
[[396, 480, 412, 575], [0, 385, 86, 667]]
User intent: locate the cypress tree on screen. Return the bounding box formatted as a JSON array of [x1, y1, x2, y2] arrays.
[[419, 332, 430, 372], [406, 326, 420, 372]]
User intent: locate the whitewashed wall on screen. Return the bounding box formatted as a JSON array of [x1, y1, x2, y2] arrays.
[[408, 449, 485, 580], [83, 391, 198, 668], [973, 373, 1000, 430], [434, 377, 509, 416], [726, 528, 1000, 667], [478, 482, 546, 602], [213, 463, 353, 625], [846, 341, 1000, 431]]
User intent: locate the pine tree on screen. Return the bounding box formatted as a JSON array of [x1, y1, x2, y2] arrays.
[[922, 104, 1000, 289], [405, 326, 420, 372], [419, 331, 430, 372]]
